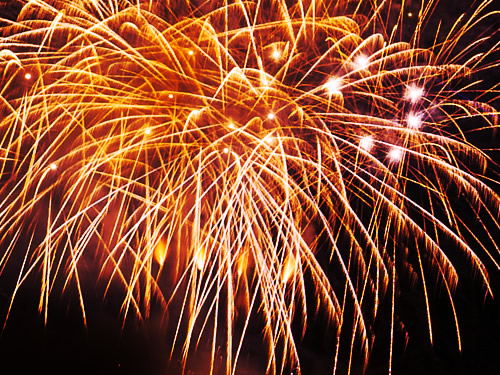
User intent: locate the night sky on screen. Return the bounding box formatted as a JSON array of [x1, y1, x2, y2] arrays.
[[0, 1, 498, 374]]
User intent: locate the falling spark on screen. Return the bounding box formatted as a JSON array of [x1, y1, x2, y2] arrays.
[[154, 238, 167, 267], [282, 253, 296, 283], [194, 247, 206, 271]]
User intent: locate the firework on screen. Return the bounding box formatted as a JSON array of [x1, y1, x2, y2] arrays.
[[0, 0, 498, 373]]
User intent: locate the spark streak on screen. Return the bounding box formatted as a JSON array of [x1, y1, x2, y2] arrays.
[[0, 1, 498, 374]]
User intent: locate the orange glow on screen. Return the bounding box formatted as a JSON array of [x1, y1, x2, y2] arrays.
[[194, 247, 206, 271], [154, 238, 167, 266], [237, 252, 248, 277], [282, 254, 296, 283]]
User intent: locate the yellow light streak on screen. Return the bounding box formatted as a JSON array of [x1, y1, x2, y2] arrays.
[[0, 1, 497, 374]]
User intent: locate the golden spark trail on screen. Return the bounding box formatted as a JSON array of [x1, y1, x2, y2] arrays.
[[0, 0, 498, 374]]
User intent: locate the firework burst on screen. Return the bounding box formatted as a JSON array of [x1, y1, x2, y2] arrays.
[[0, 0, 498, 373]]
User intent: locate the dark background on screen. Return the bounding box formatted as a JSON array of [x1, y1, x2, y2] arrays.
[[0, 1, 498, 374]]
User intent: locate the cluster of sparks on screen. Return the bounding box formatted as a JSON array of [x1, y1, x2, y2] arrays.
[[0, 0, 499, 374]]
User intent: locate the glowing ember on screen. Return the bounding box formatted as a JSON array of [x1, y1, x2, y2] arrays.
[[194, 247, 206, 271], [154, 238, 167, 266]]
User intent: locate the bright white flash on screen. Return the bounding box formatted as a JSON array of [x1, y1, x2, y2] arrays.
[[388, 147, 403, 161], [405, 85, 424, 104], [354, 54, 369, 69], [324, 77, 342, 95], [264, 134, 276, 145], [359, 136, 374, 152], [406, 113, 422, 129]]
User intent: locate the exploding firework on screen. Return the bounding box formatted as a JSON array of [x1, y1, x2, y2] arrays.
[[0, 0, 498, 373]]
